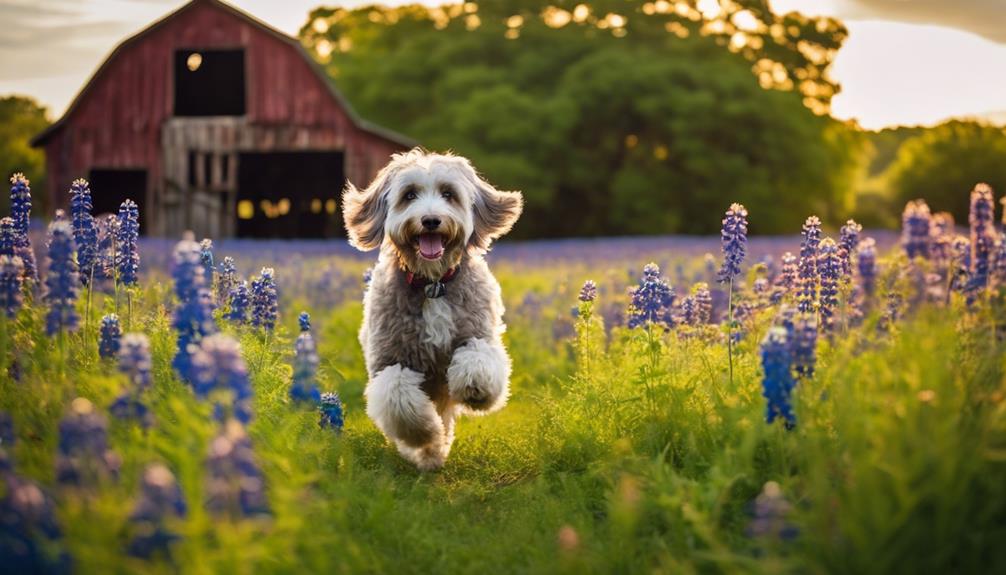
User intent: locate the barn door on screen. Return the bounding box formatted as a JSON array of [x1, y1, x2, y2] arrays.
[[235, 151, 345, 238]]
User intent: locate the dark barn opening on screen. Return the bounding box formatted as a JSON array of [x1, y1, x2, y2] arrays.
[[174, 49, 246, 116], [236, 151, 344, 238], [88, 169, 148, 234]]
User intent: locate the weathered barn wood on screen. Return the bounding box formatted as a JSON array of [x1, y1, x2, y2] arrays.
[[31, 0, 413, 238]]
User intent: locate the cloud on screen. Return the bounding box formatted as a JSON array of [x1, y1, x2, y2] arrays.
[[837, 0, 1006, 44]]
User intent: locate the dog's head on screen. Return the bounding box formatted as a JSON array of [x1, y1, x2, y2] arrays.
[[343, 148, 523, 278]]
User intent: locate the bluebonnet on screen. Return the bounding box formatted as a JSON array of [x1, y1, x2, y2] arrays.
[[730, 299, 754, 343], [291, 329, 321, 403], [199, 239, 214, 288], [797, 217, 821, 314], [69, 179, 98, 284], [9, 173, 37, 283], [43, 221, 80, 336], [0, 472, 71, 573], [0, 255, 24, 318], [792, 315, 817, 380], [298, 311, 311, 332], [227, 281, 250, 323], [950, 235, 971, 293], [967, 184, 996, 301], [878, 290, 904, 333], [205, 420, 269, 517], [679, 295, 696, 326], [682, 283, 711, 326], [994, 232, 1006, 287], [717, 203, 748, 283], [190, 334, 253, 425], [627, 263, 675, 330], [856, 238, 877, 297], [930, 212, 955, 269], [55, 398, 121, 486], [578, 279, 597, 303], [116, 200, 140, 286], [0, 218, 13, 258], [760, 327, 796, 428], [746, 481, 798, 541], [319, 392, 344, 431], [127, 463, 187, 558], [111, 334, 154, 426], [93, 214, 118, 283], [171, 235, 217, 383], [251, 267, 278, 330], [98, 314, 121, 359], [217, 256, 237, 307], [837, 219, 861, 279], [817, 239, 840, 331], [901, 200, 932, 260], [772, 251, 797, 303]]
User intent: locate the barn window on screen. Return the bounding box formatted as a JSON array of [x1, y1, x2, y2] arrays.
[[174, 49, 246, 116], [88, 169, 148, 234]]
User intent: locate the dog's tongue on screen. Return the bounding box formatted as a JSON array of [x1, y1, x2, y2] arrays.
[[418, 233, 444, 259]]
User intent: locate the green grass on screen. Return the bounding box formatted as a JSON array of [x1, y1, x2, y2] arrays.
[[2, 258, 1005, 574]]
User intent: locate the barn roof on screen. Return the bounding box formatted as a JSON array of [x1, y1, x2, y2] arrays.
[[30, 0, 415, 148]]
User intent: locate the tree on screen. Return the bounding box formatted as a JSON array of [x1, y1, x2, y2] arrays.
[[887, 121, 1006, 224], [300, 1, 862, 235], [0, 95, 49, 214]]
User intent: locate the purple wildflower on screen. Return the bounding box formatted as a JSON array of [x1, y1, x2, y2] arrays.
[[227, 281, 250, 323], [0, 217, 13, 257], [291, 330, 321, 403], [55, 398, 121, 486], [190, 334, 253, 425], [217, 256, 236, 307], [0, 255, 24, 318], [902, 200, 932, 260], [127, 463, 187, 558], [717, 203, 748, 283], [967, 183, 996, 301], [760, 327, 796, 428], [116, 200, 140, 286], [797, 217, 821, 314], [747, 481, 799, 540], [9, 174, 37, 283], [69, 179, 98, 284], [205, 420, 269, 517], [250, 268, 278, 330], [199, 239, 214, 288], [43, 221, 80, 337], [578, 279, 597, 303], [792, 315, 817, 380], [98, 314, 121, 359], [298, 311, 311, 332], [856, 238, 877, 297], [171, 235, 216, 383], [627, 263, 675, 330], [319, 392, 344, 431], [818, 239, 840, 331], [837, 219, 861, 279]]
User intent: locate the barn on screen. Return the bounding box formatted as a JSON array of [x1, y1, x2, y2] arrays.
[[30, 0, 413, 239]]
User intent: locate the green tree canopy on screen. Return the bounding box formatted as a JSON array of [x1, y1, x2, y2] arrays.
[[887, 120, 1006, 225], [0, 95, 49, 214], [301, 1, 864, 235]]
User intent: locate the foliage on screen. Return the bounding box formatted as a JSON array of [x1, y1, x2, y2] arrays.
[[0, 96, 48, 214], [300, 0, 864, 235], [888, 120, 1006, 224]]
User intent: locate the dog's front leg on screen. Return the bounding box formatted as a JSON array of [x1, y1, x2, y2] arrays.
[[364, 364, 446, 470], [447, 338, 511, 413]]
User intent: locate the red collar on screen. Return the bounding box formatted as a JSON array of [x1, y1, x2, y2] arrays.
[[405, 266, 458, 297]]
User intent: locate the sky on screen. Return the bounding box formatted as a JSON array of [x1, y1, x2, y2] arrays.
[[1, 0, 1005, 130]]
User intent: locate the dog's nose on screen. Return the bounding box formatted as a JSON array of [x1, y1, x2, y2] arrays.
[[421, 216, 441, 231]]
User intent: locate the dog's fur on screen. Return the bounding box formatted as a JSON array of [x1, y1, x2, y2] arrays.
[[342, 148, 523, 470]]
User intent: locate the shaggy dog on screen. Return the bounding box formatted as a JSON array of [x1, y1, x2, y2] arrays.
[[342, 149, 523, 470]]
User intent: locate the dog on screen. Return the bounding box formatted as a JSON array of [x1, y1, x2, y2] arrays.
[[342, 148, 523, 470]]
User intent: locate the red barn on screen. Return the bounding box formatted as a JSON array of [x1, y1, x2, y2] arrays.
[[31, 0, 413, 238]]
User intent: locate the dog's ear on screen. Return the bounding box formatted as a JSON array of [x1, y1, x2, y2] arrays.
[[342, 162, 396, 251], [468, 171, 523, 251]]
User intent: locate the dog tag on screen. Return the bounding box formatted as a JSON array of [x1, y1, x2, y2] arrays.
[[425, 281, 446, 299]]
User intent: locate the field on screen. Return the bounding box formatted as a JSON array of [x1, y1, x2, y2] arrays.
[[1, 180, 1005, 574]]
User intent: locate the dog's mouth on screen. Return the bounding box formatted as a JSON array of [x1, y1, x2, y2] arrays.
[[416, 233, 445, 261]]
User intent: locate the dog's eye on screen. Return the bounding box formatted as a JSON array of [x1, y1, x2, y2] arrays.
[[404, 190, 417, 201], [441, 189, 453, 200]]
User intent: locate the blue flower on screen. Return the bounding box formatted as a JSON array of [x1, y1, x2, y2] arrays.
[[205, 420, 269, 517], [291, 331, 321, 403], [298, 311, 311, 332], [967, 184, 996, 301], [856, 238, 877, 297], [119, 333, 153, 390], [746, 481, 799, 541], [171, 235, 217, 383], [578, 279, 597, 303], [43, 221, 80, 337], [319, 392, 344, 431], [127, 463, 186, 558], [0, 217, 13, 257], [190, 334, 253, 425], [227, 281, 250, 323], [797, 217, 821, 314], [950, 235, 971, 293], [69, 179, 99, 284], [116, 200, 140, 286], [250, 268, 278, 331], [682, 282, 711, 326], [901, 200, 932, 260], [0, 472, 71, 572], [717, 203, 748, 283], [199, 239, 214, 287], [838, 219, 862, 279], [56, 398, 121, 486], [627, 263, 675, 330], [8, 174, 37, 283], [217, 256, 237, 307], [878, 290, 903, 333], [98, 314, 121, 359], [792, 315, 817, 380], [817, 239, 840, 330], [0, 255, 24, 319], [760, 327, 796, 428]]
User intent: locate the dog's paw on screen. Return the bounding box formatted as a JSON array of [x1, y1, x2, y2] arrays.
[[447, 338, 511, 413], [397, 441, 446, 471]]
